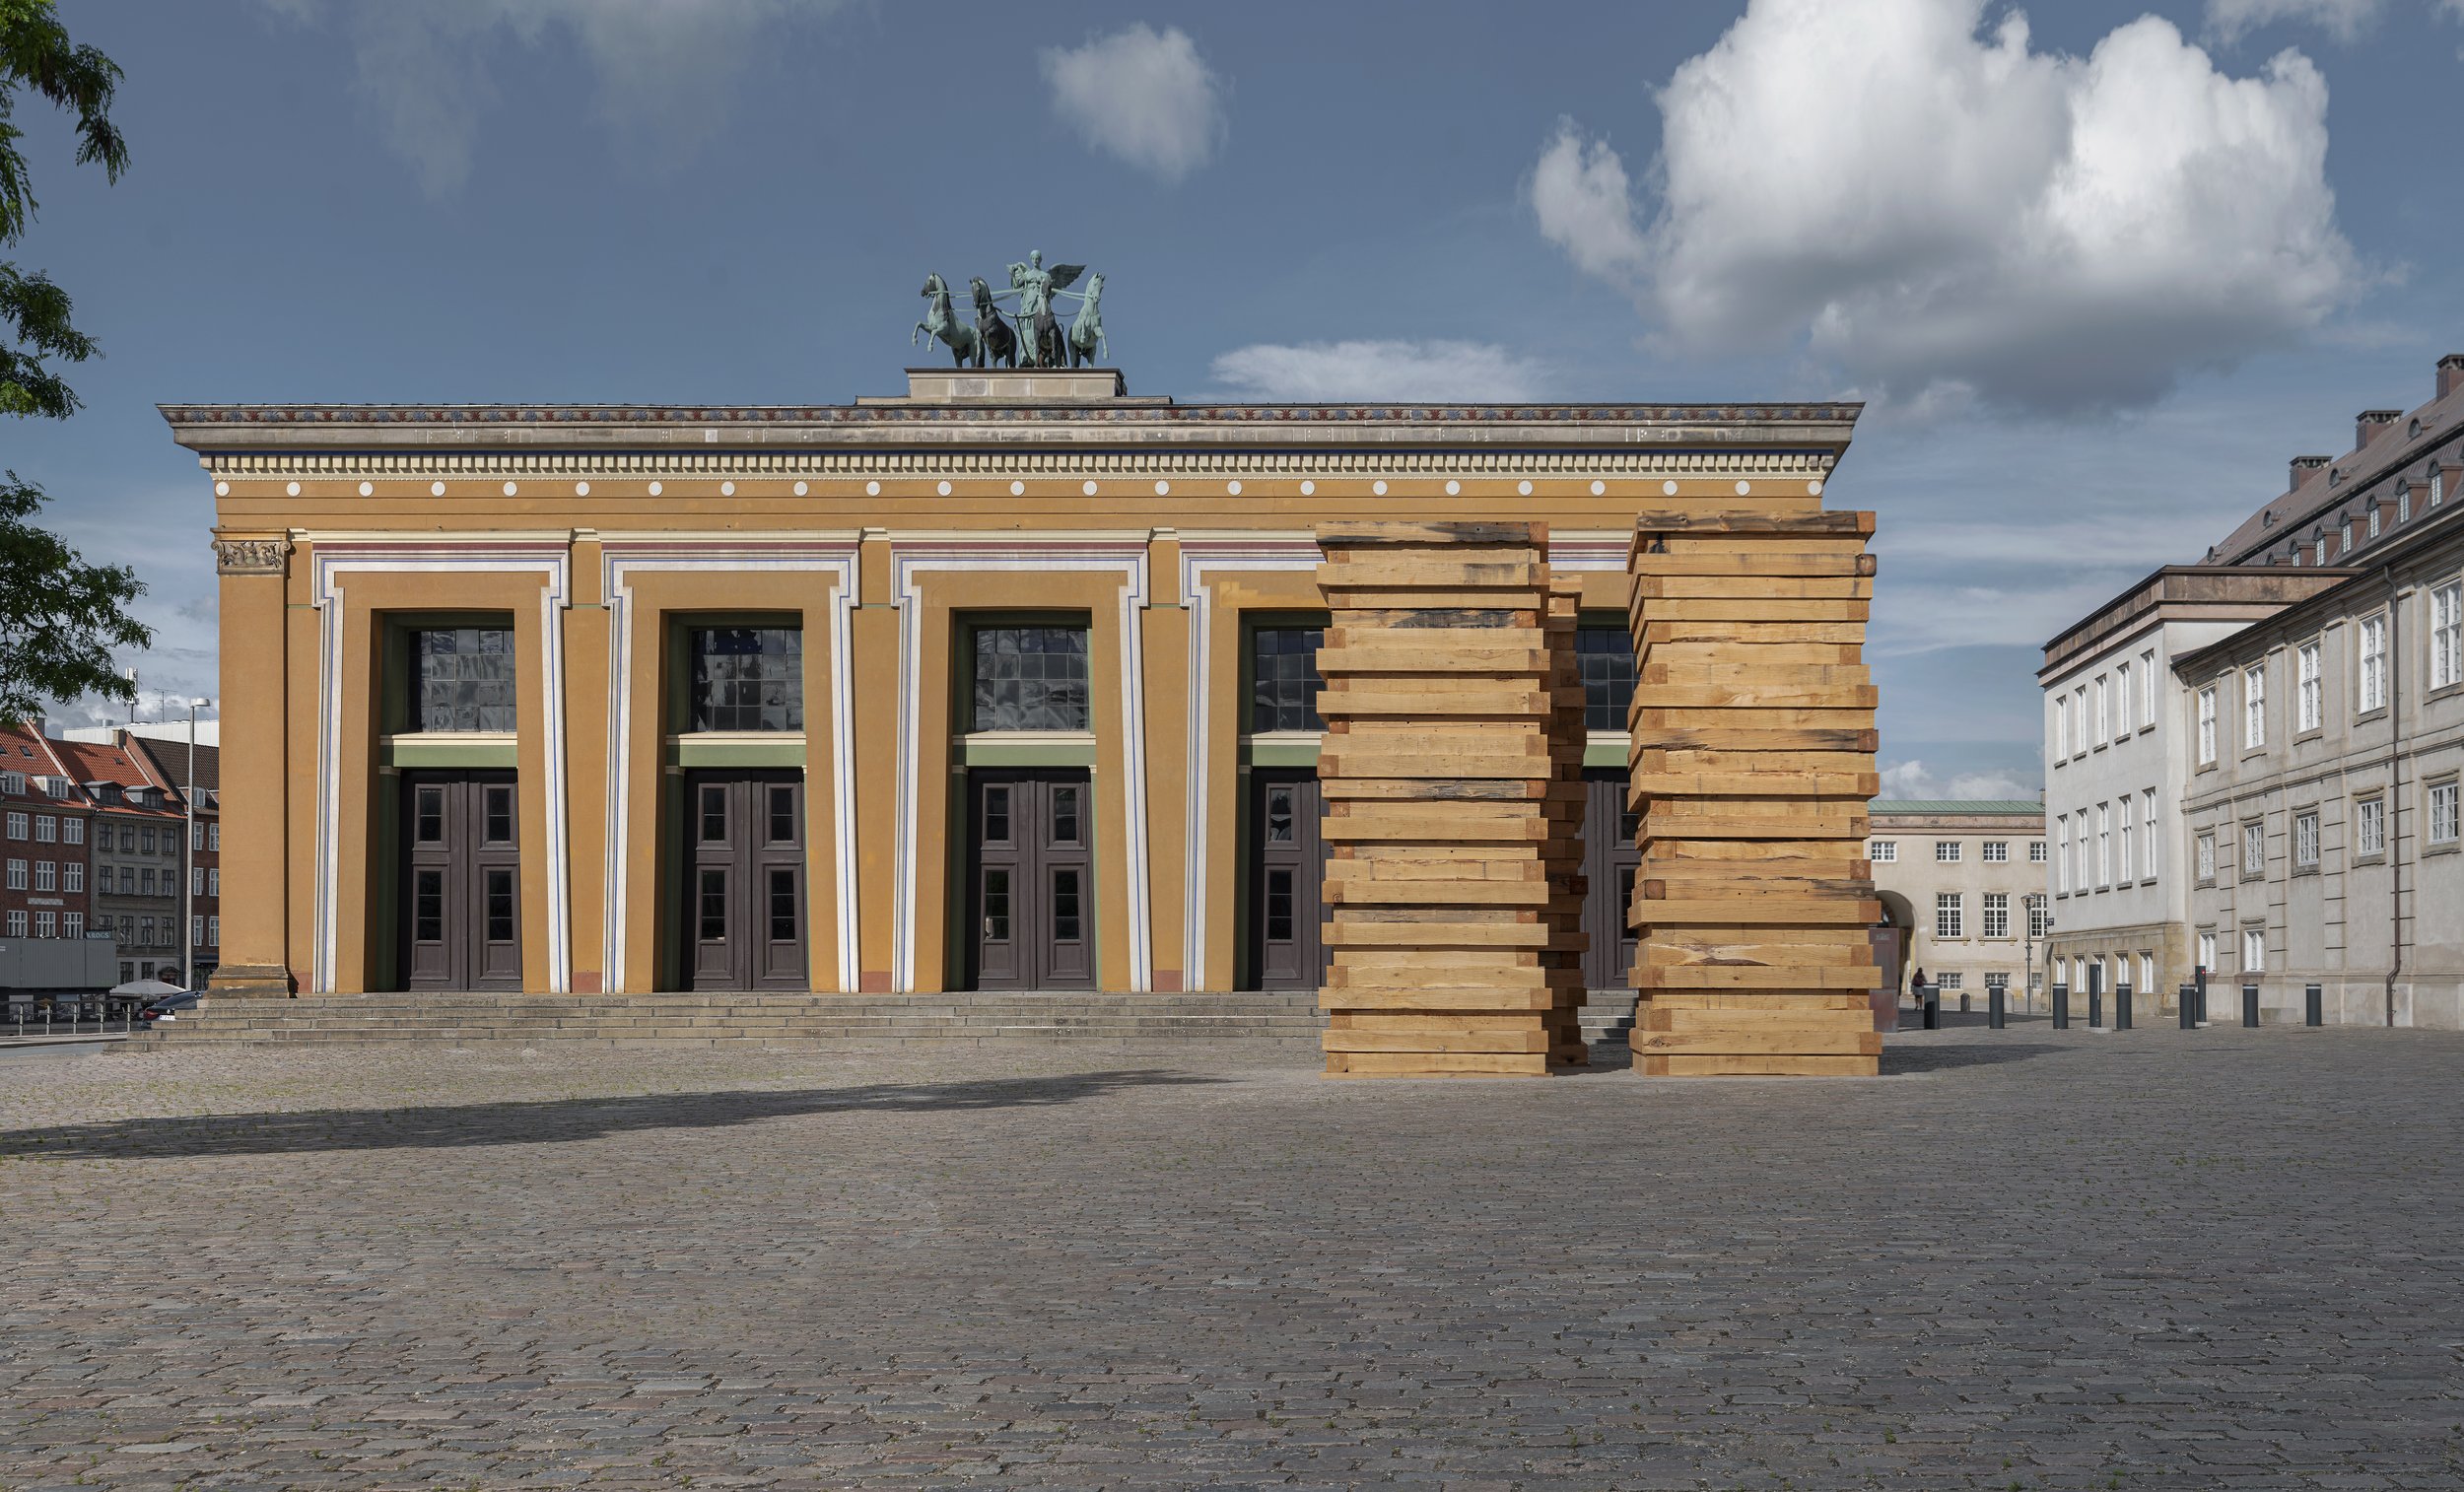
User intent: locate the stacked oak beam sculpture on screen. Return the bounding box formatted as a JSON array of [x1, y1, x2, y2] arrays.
[[1627, 510, 1885, 1076], [1315, 521, 1588, 1077]]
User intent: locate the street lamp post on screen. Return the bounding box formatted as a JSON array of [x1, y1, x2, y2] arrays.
[[181, 698, 208, 991]]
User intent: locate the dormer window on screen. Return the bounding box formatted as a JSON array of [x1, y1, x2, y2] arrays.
[[0, 772, 22, 795], [2369, 506, 2381, 539], [2412, 419, 2423, 440], [2262, 510, 2275, 527], [2330, 467, 2343, 485]]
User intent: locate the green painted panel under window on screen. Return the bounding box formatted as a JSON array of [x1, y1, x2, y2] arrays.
[[381, 738, 518, 769], [958, 738, 1098, 768], [665, 739, 807, 768], [1242, 740, 1321, 768]]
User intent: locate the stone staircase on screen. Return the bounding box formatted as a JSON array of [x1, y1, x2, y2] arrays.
[[117, 990, 1330, 1051]]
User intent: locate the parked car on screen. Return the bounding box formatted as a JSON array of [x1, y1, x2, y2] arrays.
[[139, 991, 202, 1023]]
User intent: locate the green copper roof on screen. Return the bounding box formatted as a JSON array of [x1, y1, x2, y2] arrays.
[[1869, 799, 2044, 815]]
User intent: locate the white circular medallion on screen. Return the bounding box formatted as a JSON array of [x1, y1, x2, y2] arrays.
[[1082, 480, 1099, 496], [720, 481, 736, 497], [1011, 480, 1026, 497], [1155, 480, 1170, 497], [1517, 480, 1533, 497], [1373, 480, 1388, 496], [793, 481, 808, 497], [937, 480, 952, 497], [1809, 479, 1823, 497], [865, 480, 881, 497], [1590, 479, 1606, 496], [357, 482, 374, 497], [575, 481, 590, 497], [1662, 480, 1678, 497], [1300, 480, 1316, 497], [503, 481, 518, 498], [1226, 480, 1242, 496], [649, 481, 663, 497], [431, 481, 446, 497], [1445, 480, 1461, 497], [1735, 480, 1751, 496], [286, 481, 301, 497], [214, 481, 230, 498]]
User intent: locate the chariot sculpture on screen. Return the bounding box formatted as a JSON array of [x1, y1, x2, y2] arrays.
[[914, 250, 1107, 370]]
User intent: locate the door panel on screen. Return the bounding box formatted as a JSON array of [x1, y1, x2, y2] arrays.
[[399, 771, 521, 991], [967, 770, 1096, 990], [682, 771, 807, 990], [1581, 769, 1641, 991], [1248, 769, 1327, 990]]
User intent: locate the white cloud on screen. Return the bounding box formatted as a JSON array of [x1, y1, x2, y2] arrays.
[[1877, 759, 2038, 802], [1208, 340, 1546, 402], [2207, 0, 2384, 42], [1039, 25, 1226, 183], [1531, 0, 2361, 414], [268, 0, 834, 197]]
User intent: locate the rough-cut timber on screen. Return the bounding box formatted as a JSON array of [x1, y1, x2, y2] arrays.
[[1315, 522, 1588, 1077], [1628, 510, 1884, 1077]]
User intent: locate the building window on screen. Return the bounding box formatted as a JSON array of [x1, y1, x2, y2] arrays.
[[2359, 614, 2387, 713], [2242, 821, 2265, 878], [1935, 842, 1961, 862], [208, 868, 219, 896], [206, 823, 217, 850], [971, 626, 1091, 732], [3, 811, 21, 840], [2357, 796, 2385, 857], [2139, 951, 2156, 994], [2400, 487, 2412, 523], [64, 818, 81, 846], [2118, 812, 2133, 882], [2242, 927, 2266, 974], [2114, 661, 2132, 736], [2026, 897, 2050, 938], [2093, 674, 2109, 742], [2197, 832, 2215, 881], [2243, 663, 2265, 748], [2053, 816, 2068, 893], [2431, 580, 2462, 691], [65, 912, 82, 938], [190, 867, 204, 897], [207, 915, 219, 945], [684, 627, 802, 733], [2139, 648, 2156, 723], [1982, 892, 2010, 938], [2141, 789, 2157, 880], [2197, 686, 2218, 765], [1935, 893, 1963, 939], [3, 858, 21, 890], [190, 822, 203, 850], [2198, 931, 2217, 974], [139, 916, 155, 945], [1574, 625, 1636, 734], [64, 861, 82, 893], [1986, 972, 2009, 993], [407, 626, 517, 733], [115, 914, 131, 941], [118, 865, 134, 895], [2294, 810, 2319, 868], [2431, 780, 2460, 847], [140, 867, 156, 896], [2027, 840, 2046, 863], [1250, 626, 1327, 733], [1868, 840, 1897, 862], [2435, 469, 2447, 507], [2055, 694, 2071, 759], [32, 860, 52, 892], [1982, 841, 2008, 862], [2296, 642, 2320, 731], [191, 916, 204, 947], [3, 912, 22, 937], [2096, 803, 2111, 886], [118, 824, 132, 851], [32, 814, 53, 843], [1938, 973, 1963, 991], [140, 826, 155, 854]]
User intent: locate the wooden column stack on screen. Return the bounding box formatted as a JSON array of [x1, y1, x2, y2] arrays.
[[1314, 521, 1589, 1077], [1626, 510, 1885, 1076]]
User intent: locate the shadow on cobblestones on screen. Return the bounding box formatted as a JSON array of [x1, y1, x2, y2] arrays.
[[1882, 1040, 2060, 1073], [0, 1066, 1226, 1159]]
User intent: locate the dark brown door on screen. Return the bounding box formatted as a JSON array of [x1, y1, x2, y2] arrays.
[[1581, 769, 1640, 991], [683, 771, 806, 990], [1248, 768, 1328, 989], [400, 771, 521, 991], [967, 770, 1094, 990]]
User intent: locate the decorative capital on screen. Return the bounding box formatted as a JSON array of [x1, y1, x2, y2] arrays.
[[213, 536, 291, 576]]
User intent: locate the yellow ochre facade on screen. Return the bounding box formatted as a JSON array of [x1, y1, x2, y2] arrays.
[[168, 370, 1859, 1000]]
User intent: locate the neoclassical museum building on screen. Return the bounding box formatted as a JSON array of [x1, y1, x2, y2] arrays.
[[171, 369, 1858, 1000]]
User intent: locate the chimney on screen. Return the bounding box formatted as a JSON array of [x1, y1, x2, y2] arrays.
[[2357, 409, 2402, 449], [2291, 454, 2329, 491], [2440, 354, 2464, 401]]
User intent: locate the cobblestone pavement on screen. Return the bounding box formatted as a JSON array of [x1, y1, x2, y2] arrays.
[[5, 1023, 2463, 1490]]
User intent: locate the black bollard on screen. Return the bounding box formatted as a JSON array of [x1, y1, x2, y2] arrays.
[[2194, 967, 2210, 1026], [2117, 983, 2133, 1031], [2088, 965, 2103, 1029], [1988, 986, 2006, 1029], [2305, 983, 2324, 1027], [1921, 983, 1941, 1030], [2053, 983, 2070, 1030], [2242, 983, 2260, 1027], [2179, 983, 2198, 1030]]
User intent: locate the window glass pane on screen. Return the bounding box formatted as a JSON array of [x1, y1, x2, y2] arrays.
[[484, 785, 513, 845], [407, 627, 517, 732], [769, 786, 795, 844], [1266, 786, 1294, 843], [769, 868, 796, 943], [485, 869, 514, 942], [1052, 785, 1080, 845], [700, 784, 727, 843], [974, 627, 1092, 732], [1266, 867, 1293, 941], [984, 786, 1010, 844], [688, 627, 804, 733], [698, 868, 727, 942], [1053, 867, 1081, 942], [982, 868, 1009, 941], [1576, 626, 1637, 734], [415, 786, 445, 843], [413, 869, 444, 943], [1249, 627, 1326, 733]]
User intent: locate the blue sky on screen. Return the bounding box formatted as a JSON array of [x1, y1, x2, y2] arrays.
[[13, 0, 2464, 797]]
